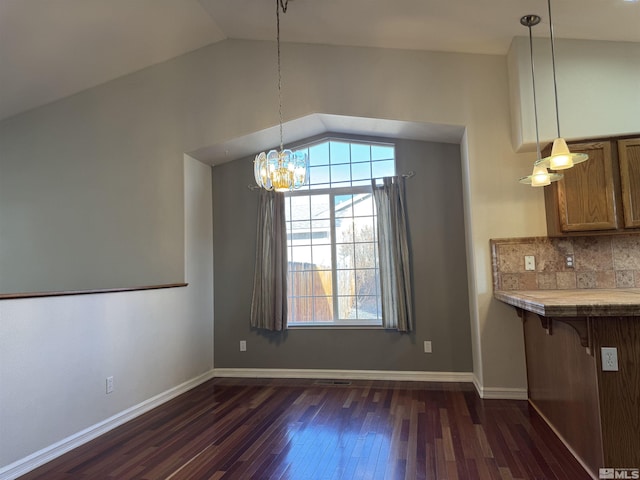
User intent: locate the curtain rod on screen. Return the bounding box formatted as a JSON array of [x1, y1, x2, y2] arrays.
[[247, 171, 415, 191]]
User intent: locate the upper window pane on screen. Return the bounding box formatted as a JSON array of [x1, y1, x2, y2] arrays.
[[295, 139, 395, 188], [309, 166, 330, 185], [372, 145, 394, 161], [331, 164, 351, 183], [309, 142, 329, 166], [351, 143, 371, 163], [351, 162, 372, 181], [372, 160, 395, 178], [329, 141, 350, 164]]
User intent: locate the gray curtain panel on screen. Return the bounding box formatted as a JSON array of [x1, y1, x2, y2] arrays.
[[372, 176, 413, 332], [250, 190, 288, 331]]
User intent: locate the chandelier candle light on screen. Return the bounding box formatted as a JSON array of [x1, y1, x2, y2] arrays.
[[254, 0, 308, 192], [519, 14, 563, 187]]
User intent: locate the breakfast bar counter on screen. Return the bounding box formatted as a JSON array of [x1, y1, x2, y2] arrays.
[[494, 288, 640, 317], [494, 288, 640, 479]]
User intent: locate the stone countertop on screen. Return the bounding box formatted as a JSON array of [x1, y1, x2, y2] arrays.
[[494, 288, 640, 317]]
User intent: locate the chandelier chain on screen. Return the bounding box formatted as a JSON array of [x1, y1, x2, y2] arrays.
[[253, 0, 308, 192], [276, 0, 287, 153]]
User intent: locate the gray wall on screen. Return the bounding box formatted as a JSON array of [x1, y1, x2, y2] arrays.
[[213, 137, 472, 373]]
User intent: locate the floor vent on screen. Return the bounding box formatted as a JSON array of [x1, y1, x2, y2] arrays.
[[314, 380, 352, 386]]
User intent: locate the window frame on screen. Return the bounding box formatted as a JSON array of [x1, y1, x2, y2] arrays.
[[284, 137, 396, 328]]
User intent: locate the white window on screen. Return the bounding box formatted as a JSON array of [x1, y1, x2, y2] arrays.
[[285, 138, 395, 326]]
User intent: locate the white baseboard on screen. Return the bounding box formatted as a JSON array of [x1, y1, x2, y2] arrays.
[[472, 374, 528, 400], [213, 367, 474, 383], [215, 368, 526, 400], [0, 369, 216, 480]]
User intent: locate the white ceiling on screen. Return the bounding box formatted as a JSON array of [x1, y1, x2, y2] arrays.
[[1, 0, 639, 154], [190, 114, 466, 164]]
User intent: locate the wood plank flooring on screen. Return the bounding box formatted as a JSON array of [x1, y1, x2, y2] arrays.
[[19, 378, 590, 479]]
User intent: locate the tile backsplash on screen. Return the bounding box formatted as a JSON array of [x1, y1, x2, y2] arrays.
[[490, 235, 640, 291]]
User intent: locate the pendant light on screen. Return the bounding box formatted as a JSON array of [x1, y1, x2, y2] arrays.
[[254, 0, 309, 192], [535, 0, 588, 170], [519, 14, 563, 187]]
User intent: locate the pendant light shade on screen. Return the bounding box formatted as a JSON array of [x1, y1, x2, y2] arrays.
[[537, 137, 588, 170], [518, 14, 563, 187], [520, 163, 563, 186]]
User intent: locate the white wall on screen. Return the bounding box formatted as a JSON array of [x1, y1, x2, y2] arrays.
[[509, 37, 640, 151], [0, 70, 188, 294], [0, 156, 214, 474]]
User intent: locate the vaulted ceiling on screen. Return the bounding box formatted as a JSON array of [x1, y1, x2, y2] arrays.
[[1, 0, 638, 122]]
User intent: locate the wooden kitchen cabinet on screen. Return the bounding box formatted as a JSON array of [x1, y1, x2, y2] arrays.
[[544, 135, 640, 236], [619, 138, 640, 228]]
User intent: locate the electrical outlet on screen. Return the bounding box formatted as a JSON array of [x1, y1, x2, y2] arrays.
[[240, 340, 247, 352], [601, 347, 619, 371], [565, 255, 574, 268], [524, 255, 536, 271], [424, 341, 432, 353], [106, 376, 114, 394]]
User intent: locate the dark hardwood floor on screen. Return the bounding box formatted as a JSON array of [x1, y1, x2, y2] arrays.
[[19, 378, 590, 479]]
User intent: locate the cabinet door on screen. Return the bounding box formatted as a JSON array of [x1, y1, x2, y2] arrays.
[[618, 138, 640, 228], [556, 141, 618, 232]]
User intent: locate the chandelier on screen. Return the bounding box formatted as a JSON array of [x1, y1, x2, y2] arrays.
[[254, 0, 308, 192]]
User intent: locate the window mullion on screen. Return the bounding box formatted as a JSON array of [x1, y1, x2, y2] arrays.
[[329, 191, 339, 324], [308, 191, 315, 323]]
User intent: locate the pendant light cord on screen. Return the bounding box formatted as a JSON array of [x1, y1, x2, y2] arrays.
[[527, 24, 542, 160], [547, 0, 562, 138]]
